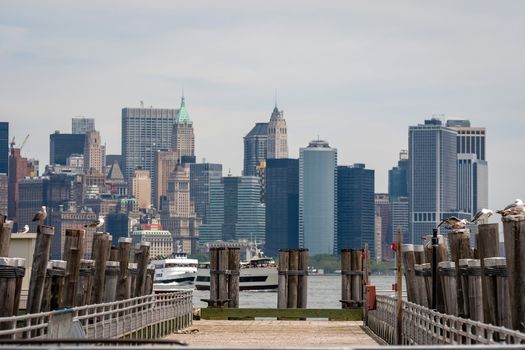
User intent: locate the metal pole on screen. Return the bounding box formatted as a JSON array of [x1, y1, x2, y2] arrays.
[[431, 228, 438, 310]]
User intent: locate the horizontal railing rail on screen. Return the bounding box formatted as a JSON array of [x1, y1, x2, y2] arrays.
[[367, 294, 525, 345], [0, 290, 193, 340]]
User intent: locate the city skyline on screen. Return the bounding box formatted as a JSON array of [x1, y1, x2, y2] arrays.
[[2, 1, 525, 214]]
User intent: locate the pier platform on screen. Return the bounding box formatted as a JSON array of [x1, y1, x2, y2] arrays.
[[166, 320, 380, 347]]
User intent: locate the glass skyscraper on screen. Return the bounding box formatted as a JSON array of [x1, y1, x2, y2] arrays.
[[49, 131, 86, 166], [388, 150, 409, 244], [265, 158, 299, 257], [189, 163, 223, 223], [243, 123, 268, 176], [299, 140, 337, 255], [337, 164, 375, 256], [0, 122, 8, 174]]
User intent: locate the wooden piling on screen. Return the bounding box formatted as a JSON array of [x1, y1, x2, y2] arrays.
[[458, 259, 471, 319], [421, 263, 432, 307], [402, 244, 419, 304], [297, 248, 308, 309], [48, 260, 67, 311], [448, 228, 472, 317], [395, 229, 402, 346], [75, 259, 94, 307], [0, 258, 18, 336], [116, 237, 132, 301], [0, 216, 11, 257], [90, 233, 111, 304], [227, 247, 240, 308], [134, 242, 150, 297], [287, 249, 299, 308], [12, 258, 26, 315], [209, 248, 219, 306], [414, 245, 425, 264], [467, 259, 483, 322], [145, 264, 155, 295], [438, 261, 458, 316], [414, 264, 428, 307], [477, 223, 500, 322], [127, 263, 137, 299], [277, 249, 289, 309], [484, 257, 512, 328], [350, 249, 363, 307], [26, 225, 54, 315], [217, 247, 229, 306], [340, 249, 351, 309], [62, 229, 84, 308], [109, 246, 119, 261], [502, 216, 525, 331], [103, 261, 119, 302]]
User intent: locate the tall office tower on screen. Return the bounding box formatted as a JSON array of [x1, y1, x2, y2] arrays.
[[265, 158, 299, 257], [243, 123, 268, 176], [408, 118, 459, 242], [267, 106, 288, 159], [18, 176, 49, 232], [189, 163, 223, 223], [172, 96, 195, 163], [200, 176, 265, 244], [84, 130, 104, 174], [0, 122, 8, 174], [105, 161, 128, 196], [121, 107, 178, 182], [374, 193, 389, 260], [337, 164, 375, 256], [8, 148, 29, 223], [388, 150, 409, 245], [160, 163, 200, 254], [299, 140, 337, 255], [72, 117, 95, 134], [154, 150, 179, 209], [446, 120, 488, 217], [50, 131, 86, 165], [375, 214, 382, 262], [0, 175, 7, 215], [131, 169, 152, 209]]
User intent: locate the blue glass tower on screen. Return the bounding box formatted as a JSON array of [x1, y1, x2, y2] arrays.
[[0, 122, 8, 174]]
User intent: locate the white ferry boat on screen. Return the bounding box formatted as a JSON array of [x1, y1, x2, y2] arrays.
[[152, 253, 198, 287]]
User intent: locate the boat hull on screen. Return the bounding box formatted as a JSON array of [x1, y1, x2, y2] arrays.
[[195, 267, 278, 291]]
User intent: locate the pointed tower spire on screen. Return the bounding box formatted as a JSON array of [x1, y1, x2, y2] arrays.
[[176, 91, 191, 124]]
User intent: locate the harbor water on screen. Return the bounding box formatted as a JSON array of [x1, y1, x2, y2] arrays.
[[190, 274, 396, 308]]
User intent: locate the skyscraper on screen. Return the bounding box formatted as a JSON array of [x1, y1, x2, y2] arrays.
[[121, 107, 178, 181], [337, 164, 375, 256], [8, 147, 29, 223], [267, 106, 288, 159], [18, 176, 49, 232], [154, 150, 179, 209], [0, 122, 8, 174], [299, 140, 337, 255], [172, 96, 195, 163], [446, 120, 488, 217], [49, 131, 85, 165], [388, 150, 409, 245], [200, 176, 265, 244], [408, 118, 459, 241], [0, 175, 7, 215], [265, 158, 299, 257], [189, 163, 223, 223], [84, 130, 105, 174], [72, 117, 95, 134], [131, 169, 152, 209], [243, 123, 268, 176], [374, 193, 389, 260]]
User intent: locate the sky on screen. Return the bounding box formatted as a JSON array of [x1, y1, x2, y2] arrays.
[[1, 1, 524, 212]]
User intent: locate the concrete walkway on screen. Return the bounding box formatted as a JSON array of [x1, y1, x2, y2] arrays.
[[167, 320, 380, 348]]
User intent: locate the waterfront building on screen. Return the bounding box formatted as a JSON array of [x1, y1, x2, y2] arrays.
[[374, 193, 389, 260], [72, 117, 95, 134], [83, 130, 105, 174], [337, 164, 375, 257], [49, 131, 85, 166], [121, 106, 178, 181], [131, 169, 152, 209], [299, 140, 337, 255], [132, 223, 174, 258], [266, 106, 288, 159], [243, 123, 268, 176], [0, 122, 8, 174], [189, 163, 223, 223], [265, 158, 299, 257]]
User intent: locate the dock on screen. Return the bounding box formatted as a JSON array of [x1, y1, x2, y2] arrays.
[[167, 320, 380, 347]]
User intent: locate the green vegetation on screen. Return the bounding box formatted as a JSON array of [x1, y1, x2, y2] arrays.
[[307, 254, 395, 274]]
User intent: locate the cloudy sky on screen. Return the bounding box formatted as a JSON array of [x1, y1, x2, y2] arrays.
[[1, 1, 524, 211]]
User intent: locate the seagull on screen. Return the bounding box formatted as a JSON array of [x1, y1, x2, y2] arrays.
[[471, 208, 494, 224], [18, 225, 29, 233], [497, 199, 525, 217], [437, 216, 468, 230], [85, 216, 104, 229], [32, 206, 47, 223]]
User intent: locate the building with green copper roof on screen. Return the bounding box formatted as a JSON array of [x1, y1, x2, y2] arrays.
[[176, 96, 192, 124]]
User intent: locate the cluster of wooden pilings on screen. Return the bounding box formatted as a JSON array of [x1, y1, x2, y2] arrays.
[[277, 249, 308, 309], [207, 246, 240, 308], [340, 248, 366, 308], [0, 219, 156, 321], [403, 216, 525, 331]]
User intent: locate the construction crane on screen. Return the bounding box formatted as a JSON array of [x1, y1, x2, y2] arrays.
[[20, 134, 29, 150]]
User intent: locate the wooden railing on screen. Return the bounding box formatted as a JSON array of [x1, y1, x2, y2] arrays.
[[367, 295, 525, 345], [0, 290, 193, 339]]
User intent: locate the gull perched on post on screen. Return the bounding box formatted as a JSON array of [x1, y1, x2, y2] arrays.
[[496, 199, 525, 217], [18, 225, 29, 233], [85, 216, 105, 229], [471, 208, 494, 224], [437, 216, 468, 230], [32, 206, 47, 223]]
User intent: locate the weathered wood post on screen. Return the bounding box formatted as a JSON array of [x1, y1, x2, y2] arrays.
[[145, 264, 155, 295], [484, 257, 511, 328], [0, 258, 18, 318], [414, 264, 428, 307], [477, 223, 500, 321], [438, 261, 458, 316], [12, 258, 26, 315], [340, 248, 351, 309], [40, 261, 54, 312], [502, 215, 525, 331], [287, 249, 299, 308], [350, 248, 363, 307], [297, 248, 308, 308], [103, 261, 119, 302], [402, 244, 419, 304], [448, 228, 472, 317], [109, 246, 119, 262], [48, 260, 67, 311], [227, 247, 240, 308], [209, 247, 219, 307], [217, 247, 229, 306], [467, 259, 483, 322], [26, 225, 54, 315], [127, 263, 137, 299], [91, 233, 111, 304], [458, 259, 471, 319], [277, 249, 289, 309], [62, 229, 84, 308], [75, 259, 94, 307], [0, 216, 11, 257], [421, 263, 432, 307], [116, 237, 132, 301], [134, 242, 150, 297], [414, 244, 426, 264]]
